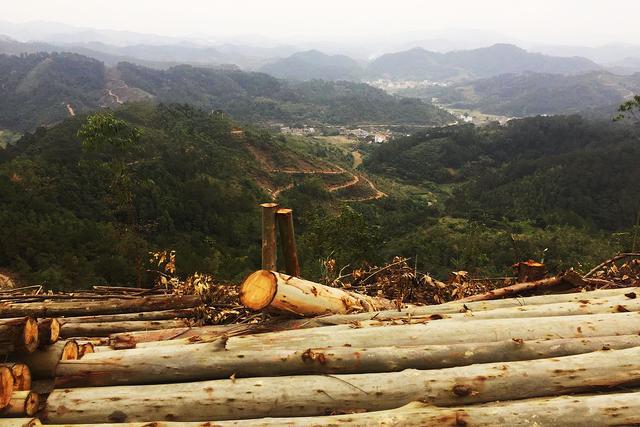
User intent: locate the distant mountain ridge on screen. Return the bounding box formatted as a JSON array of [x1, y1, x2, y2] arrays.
[[367, 44, 601, 81], [259, 50, 363, 81]]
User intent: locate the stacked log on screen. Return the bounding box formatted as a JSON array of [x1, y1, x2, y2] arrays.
[[5, 277, 640, 425]]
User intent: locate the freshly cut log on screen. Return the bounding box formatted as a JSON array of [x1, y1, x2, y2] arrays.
[[0, 294, 201, 318], [0, 318, 38, 354], [260, 202, 278, 271], [0, 364, 31, 391], [59, 319, 190, 338], [278, 286, 640, 329], [37, 319, 60, 346], [0, 391, 39, 416], [19, 340, 79, 379], [240, 270, 397, 316], [0, 366, 14, 408], [40, 391, 640, 427], [58, 309, 196, 323], [226, 312, 640, 351], [0, 419, 40, 427], [108, 323, 253, 348], [55, 334, 640, 387], [42, 346, 640, 422]]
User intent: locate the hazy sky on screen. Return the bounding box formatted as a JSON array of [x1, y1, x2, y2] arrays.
[[3, 0, 639, 46]]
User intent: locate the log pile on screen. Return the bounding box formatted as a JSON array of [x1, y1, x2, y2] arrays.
[[3, 271, 640, 425]]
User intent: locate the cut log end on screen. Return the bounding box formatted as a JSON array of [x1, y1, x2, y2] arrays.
[[240, 270, 277, 310], [0, 366, 14, 408], [22, 318, 39, 353], [23, 391, 40, 416], [49, 319, 60, 344], [11, 364, 32, 391], [260, 202, 279, 208], [79, 343, 95, 358], [61, 341, 80, 361]]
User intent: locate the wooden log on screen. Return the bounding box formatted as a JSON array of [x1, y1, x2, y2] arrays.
[[0, 419, 40, 427], [18, 340, 79, 379], [39, 391, 640, 426], [226, 312, 640, 351], [37, 319, 60, 345], [279, 286, 640, 329], [41, 346, 640, 422], [55, 334, 640, 387], [59, 319, 191, 338], [0, 294, 201, 318], [30, 380, 54, 396], [0, 364, 31, 391], [78, 343, 95, 358], [0, 366, 14, 409], [0, 318, 38, 354], [58, 309, 196, 324], [276, 208, 300, 277], [107, 323, 253, 349], [1, 391, 39, 416], [240, 270, 396, 316], [260, 202, 278, 271]]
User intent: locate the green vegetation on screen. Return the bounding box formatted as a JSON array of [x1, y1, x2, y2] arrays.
[[0, 52, 453, 132], [406, 72, 640, 117]]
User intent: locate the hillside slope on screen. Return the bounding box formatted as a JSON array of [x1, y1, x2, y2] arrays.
[[0, 52, 453, 131]]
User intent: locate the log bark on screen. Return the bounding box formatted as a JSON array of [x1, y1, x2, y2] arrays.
[[0, 295, 201, 318], [0, 318, 38, 354], [58, 309, 196, 324], [260, 202, 278, 271], [37, 319, 60, 346], [240, 270, 397, 316], [459, 275, 565, 302], [276, 208, 300, 277], [18, 340, 78, 379], [279, 286, 640, 329], [226, 312, 640, 351], [40, 391, 640, 427], [0, 419, 40, 427], [55, 334, 640, 387], [59, 319, 191, 338], [0, 391, 39, 416], [0, 364, 31, 391], [0, 366, 14, 409], [42, 346, 640, 422], [107, 323, 253, 349]]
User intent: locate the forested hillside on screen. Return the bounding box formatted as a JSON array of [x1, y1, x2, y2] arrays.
[[0, 52, 452, 131], [0, 103, 636, 289], [406, 71, 640, 117]]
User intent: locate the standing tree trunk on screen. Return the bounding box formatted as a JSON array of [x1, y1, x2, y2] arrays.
[[260, 203, 278, 271], [276, 208, 300, 276], [240, 270, 397, 316], [42, 346, 640, 423]]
